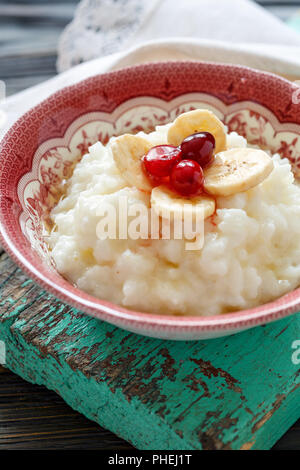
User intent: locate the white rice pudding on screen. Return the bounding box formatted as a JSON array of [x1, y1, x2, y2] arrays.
[[48, 124, 300, 316]]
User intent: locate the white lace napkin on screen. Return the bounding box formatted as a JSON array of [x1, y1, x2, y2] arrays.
[[57, 0, 300, 71]]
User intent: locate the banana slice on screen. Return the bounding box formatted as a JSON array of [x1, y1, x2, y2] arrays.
[[111, 134, 152, 191], [151, 186, 215, 220], [204, 148, 274, 197], [167, 109, 227, 154]]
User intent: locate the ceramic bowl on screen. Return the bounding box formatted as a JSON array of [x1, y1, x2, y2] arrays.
[[1, 61, 300, 340]]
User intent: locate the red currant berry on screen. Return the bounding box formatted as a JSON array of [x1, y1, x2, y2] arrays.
[[170, 159, 204, 196], [145, 173, 170, 187], [180, 132, 215, 167], [142, 145, 182, 178]]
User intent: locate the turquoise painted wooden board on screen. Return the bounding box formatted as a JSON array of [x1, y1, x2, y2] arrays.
[[0, 252, 299, 450]]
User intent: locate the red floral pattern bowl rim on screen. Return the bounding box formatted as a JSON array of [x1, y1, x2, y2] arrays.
[[0, 60, 300, 336]]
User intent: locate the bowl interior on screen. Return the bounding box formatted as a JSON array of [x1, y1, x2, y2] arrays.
[[1, 61, 300, 332]]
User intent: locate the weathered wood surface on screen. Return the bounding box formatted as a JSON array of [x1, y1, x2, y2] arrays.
[[0, 0, 300, 450], [0, 251, 299, 450], [0, 0, 76, 96], [0, 363, 298, 452], [0, 364, 133, 450]]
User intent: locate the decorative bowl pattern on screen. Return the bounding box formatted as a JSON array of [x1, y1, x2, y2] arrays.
[[1, 62, 300, 340]]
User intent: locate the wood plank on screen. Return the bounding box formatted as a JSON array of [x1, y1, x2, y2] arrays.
[[3, 75, 54, 97], [0, 3, 75, 19], [264, 5, 300, 21], [0, 252, 299, 450], [258, 1, 300, 5], [0, 363, 298, 450], [0, 2, 78, 97], [0, 365, 132, 450], [273, 419, 300, 450]]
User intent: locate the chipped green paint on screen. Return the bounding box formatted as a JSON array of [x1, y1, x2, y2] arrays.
[[21, 280, 33, 288], [0, 252, 299, 450]]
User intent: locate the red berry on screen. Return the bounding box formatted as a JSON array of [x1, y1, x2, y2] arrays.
[[180, 132, 215, 167], [170, 160, 204, 196], [145, 173, 170, 187], [142, 145, 182, 178]]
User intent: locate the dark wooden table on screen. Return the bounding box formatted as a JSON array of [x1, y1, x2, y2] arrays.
[[0, 0, 299, 450]]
